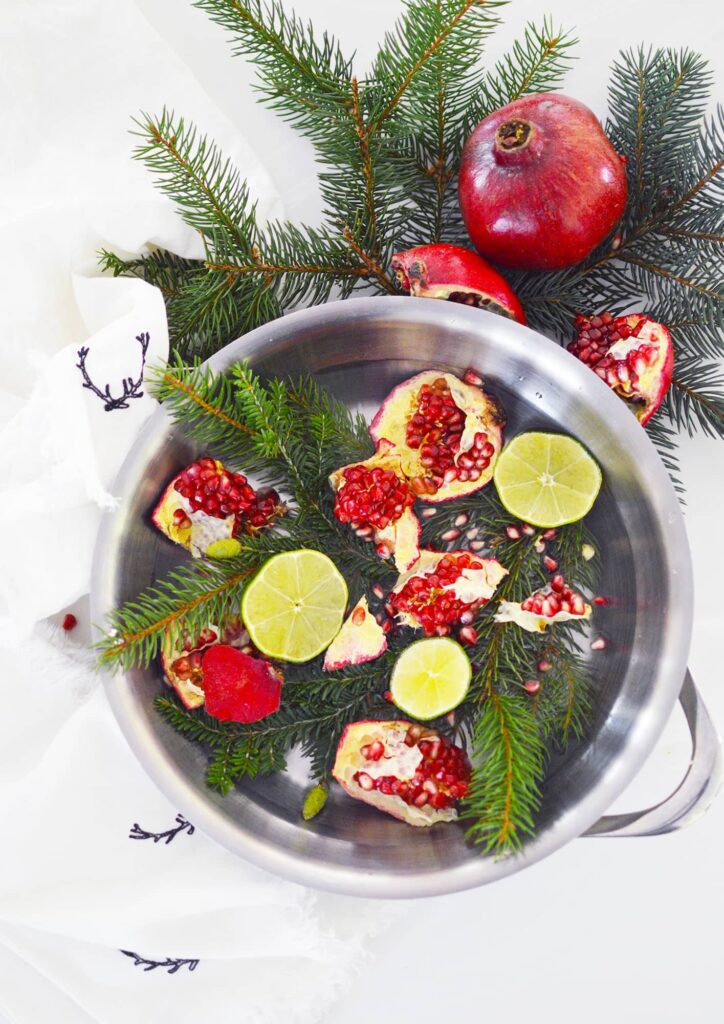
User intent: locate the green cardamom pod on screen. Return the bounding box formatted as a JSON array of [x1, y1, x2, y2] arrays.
[[302, 783, 328, 820]]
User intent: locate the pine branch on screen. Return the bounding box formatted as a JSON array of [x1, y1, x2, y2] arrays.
[[461, 691, 546, 853]]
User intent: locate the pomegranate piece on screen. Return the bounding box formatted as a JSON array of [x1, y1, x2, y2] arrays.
[[392, 243, 526, 324], [323, 596, 388, 671], [201, 645, 283, 723], [390, 549, 508, 636], [329, 440, 421, 570], [332, 720, 471, 826], [152, 457, 282, 558], [161, 617, 249, 710], [568, 313, 673, 425], [370, 370, 505, 502], [495, 576, 591, 633], [458, 94, 627, 271]]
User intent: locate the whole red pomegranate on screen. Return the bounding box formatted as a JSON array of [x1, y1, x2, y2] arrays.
[[392, 243, 526, 324], [458, 94, 628, 271]]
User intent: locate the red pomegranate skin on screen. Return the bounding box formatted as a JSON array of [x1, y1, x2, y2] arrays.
[[201, 645, 282, 723], [458, 94, 628, 271], [392, 243, 527, 324]]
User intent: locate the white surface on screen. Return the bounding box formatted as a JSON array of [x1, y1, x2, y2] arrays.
[[2, 0, 723, 1021]]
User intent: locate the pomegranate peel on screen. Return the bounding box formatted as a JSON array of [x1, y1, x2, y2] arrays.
[[201, 645, 283, 723], [392, 243, 526, 324], [390, 549, 508, 635], [495, 577, 591, 633], [323, 596, 388, 671], [459, 94, 628, 271], [161, 617, 248, 710], [369, 371, 505, 502], [568, 313, 673, 425], [329, 439, 421, 571], [332, 720, 471, 826], [152, 457, 282, 558]]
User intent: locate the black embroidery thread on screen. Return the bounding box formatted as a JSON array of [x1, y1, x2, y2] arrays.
[[76, 331, 150, 411], [121, 950, 199, 974], [129, 813, 195, 844]]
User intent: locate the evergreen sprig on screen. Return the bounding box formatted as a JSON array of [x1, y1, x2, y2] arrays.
[[102, 5, 723, 494]]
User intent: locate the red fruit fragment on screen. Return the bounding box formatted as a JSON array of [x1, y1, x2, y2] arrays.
[[323, 596, 388, 671], [568, 313, 673, 425], [62, 613, 77, 632], [333, 720, 471, 826], [370, 370, 505, 503], [329, 440, 421, 571], [392, 243, 527, 324], [201, 645, 282, 723], [495, 578, 592, 632], [389, 549, 507, 636], [152, 457, 282, 557], [161, 617, 247, 710], [459, 94, 627, 271]]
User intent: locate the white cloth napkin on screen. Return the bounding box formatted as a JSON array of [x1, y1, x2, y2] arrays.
[[0, 1, 397, 1020]]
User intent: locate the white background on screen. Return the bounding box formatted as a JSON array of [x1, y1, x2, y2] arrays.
[[8, 0, 724, 1020]]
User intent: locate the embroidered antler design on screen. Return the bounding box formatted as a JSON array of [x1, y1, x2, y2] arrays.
[[121, 950, 199, 974], [129, 813, 195, 845], [76, 331, 150, 411]]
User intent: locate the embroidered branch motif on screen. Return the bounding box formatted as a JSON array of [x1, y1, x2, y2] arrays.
[[129, 813, 195, 844], [121, 950, 199, 974], [76, 331, 150, 411]]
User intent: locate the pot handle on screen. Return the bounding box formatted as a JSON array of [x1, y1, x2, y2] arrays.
[[584, 671, 722, 838]]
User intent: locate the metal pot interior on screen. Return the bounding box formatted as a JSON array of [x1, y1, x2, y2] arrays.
[[95, 298, 692, 896]]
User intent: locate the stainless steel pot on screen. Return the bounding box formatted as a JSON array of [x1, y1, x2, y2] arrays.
[[91, 297, 721, 897]]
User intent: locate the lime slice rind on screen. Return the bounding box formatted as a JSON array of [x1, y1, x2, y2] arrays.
[[390, 638, 472, 721], [493, 432, 601, 528], [241, 549, 348, 663]]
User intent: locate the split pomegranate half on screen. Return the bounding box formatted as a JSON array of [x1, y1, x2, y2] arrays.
[[333, 720, 471, 826], [495, 576, 591, 632], [568, 313, 673, 425], [389, 549, 508, 637], [161, 616, 247, 709], [152, 457, 282, 557], [370, 370, 505, 502], [392, 243, 527, 324], [329, 440, 421, 571]]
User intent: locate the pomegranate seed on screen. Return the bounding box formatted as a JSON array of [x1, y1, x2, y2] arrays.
[[454, 512, 469, 528], [357, 772, 375, 791], [470, 540, 485, 551], [593, 596, 609, 606], [506, 525, 521, 541], [376, 542, 392, 558], [523, 679, 541, 695], [522, 524, 535, 536], [383, 689, 393, 702], [369, 740, 385, 761], [591, 637, 607, 651], [62, 613, 77, 632], [360, 744, 371, 759], [441, 527, 460, 542], [351, 605, 367, 626], [543, 529, 557, 540], [537, 658, 552, 673], [462, 368, 483, 386], [534, 538, 546, 553], [544, 556, 558, 571], [372, 585, 385, 600], [459, 625, 478, 645], [422, 507, 437, 518]]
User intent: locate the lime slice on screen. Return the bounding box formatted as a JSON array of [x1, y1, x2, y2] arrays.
[[389, 638, 471, 720], [241, 550, 348, 663], [493, 432, 602, 528]]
